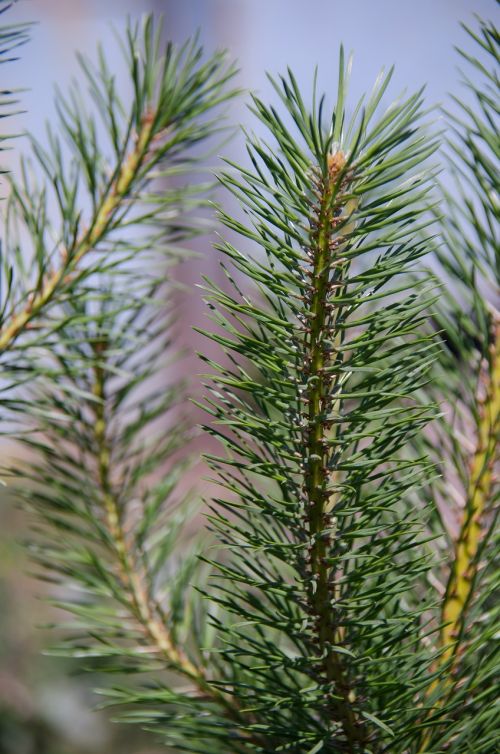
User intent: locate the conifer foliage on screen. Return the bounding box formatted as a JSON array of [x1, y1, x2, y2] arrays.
[[0, 6, 498, 754], [0, 14, 236, 410], [199, 56, 439, 752], [0, 0, 29, 154], [413, 19, 499, 754]]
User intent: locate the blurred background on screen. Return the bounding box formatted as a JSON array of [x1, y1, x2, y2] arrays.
[[0, 1, 494, 752]]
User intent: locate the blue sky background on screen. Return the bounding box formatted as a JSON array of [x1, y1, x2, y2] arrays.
[[7, 0, 497, 164], [4, 0, 496, 391]]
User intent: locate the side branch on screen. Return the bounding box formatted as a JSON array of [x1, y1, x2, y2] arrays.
[[441, 314, 499, 664], [0, 113, 156, 353], [418, 315, 499, 752], [91, 340, 259, 752], [91, 337, 201, 679]]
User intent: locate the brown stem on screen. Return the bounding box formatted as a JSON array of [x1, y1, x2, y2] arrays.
[[440, 317, 499, 659], [303, 152, 365, 749], [92, 339, 201, 677], [0, 113, 156, 354], [91, 340, 260, 752]]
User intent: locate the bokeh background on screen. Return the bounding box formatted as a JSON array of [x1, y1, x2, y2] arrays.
[[1, 1, 495, 752]]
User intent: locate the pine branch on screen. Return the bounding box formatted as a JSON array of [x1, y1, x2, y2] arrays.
[[0, 15, 237, 360], [416, 17, 499, 753], [0, 112, 155, 350], [199, 53, 439, 752], [18, 284, 255, 753], [87, 332, 257, 752], [4, 14, 259, 754], [303, 151, 363, 746], [91, 333, 201, 678], [440, 319, 498, 665]]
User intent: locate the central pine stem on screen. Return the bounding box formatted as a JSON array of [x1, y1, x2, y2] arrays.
[[304, 153, 364, 748]]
